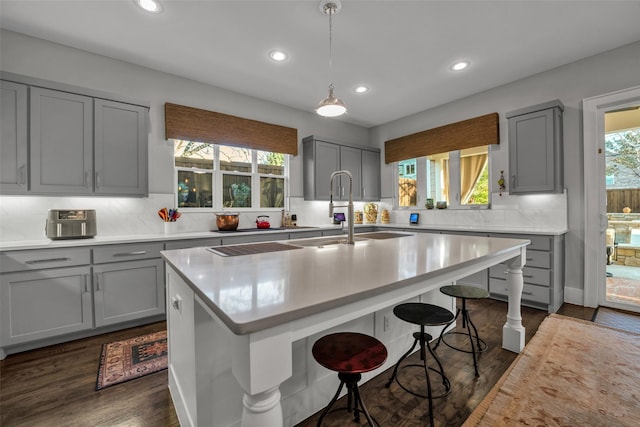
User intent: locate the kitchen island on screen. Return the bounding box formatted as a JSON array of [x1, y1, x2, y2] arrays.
[[161, 231, 529, 427]]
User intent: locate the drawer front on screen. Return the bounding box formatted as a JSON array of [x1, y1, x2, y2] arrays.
[[489, 278, 550, 304], [490, 233, 551, 251], [93, 242, 163, 264], [524, 250, 551, 269], [0, 248, 90, 272], [489, 264, 551, 287]]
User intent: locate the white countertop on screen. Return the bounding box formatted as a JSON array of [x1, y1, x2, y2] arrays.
[[0, 223, 565, 251], [161, 232, 529, 335]]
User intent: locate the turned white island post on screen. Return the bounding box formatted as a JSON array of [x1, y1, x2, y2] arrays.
[[161, 232, 528, 427]]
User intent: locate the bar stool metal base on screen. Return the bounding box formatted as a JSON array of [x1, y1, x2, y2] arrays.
[[436, 285, 489, 378], [317, 372, 379, 427]]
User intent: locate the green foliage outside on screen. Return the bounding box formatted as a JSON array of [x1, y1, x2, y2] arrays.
[[605, 130, 640, 179]]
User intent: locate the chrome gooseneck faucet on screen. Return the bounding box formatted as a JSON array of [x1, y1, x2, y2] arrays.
[[329, 170, 354, 244]]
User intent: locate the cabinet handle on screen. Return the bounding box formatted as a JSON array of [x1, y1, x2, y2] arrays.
[[25, 257, 70, 264], [511, 175, 516, 188], [84, 171, 89, 188], [503, 287, 533, 296], [362, 187, 366, 198], [95, 172, 100, 189], [95, 274, 100, 291], [113, 250, 147, 257], [19, 165, 26, 185], [84, 275, 89, 293], [523, 274, 534, 278]]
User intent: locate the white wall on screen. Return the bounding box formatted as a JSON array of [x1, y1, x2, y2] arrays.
[[370, 40, 640, 298], [0, 29, 370, 197]]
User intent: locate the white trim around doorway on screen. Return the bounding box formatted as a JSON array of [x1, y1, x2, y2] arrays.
[[583, 86, 640, 309]]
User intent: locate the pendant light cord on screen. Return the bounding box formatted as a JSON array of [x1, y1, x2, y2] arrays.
[[328, 4, 334, 80]]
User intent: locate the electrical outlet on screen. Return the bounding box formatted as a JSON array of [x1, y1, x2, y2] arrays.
[[383, 315, 389, 332]]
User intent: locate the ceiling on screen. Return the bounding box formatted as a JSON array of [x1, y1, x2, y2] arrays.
[[1, 1, 640, 128]]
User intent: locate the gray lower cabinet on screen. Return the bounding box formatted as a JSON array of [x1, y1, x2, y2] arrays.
[[487, 233, 564, 313], [30, 87, 94, 194], [507, 100, 564, 194], [0, 248, 93, 349], [93, 258, 164, 327], [0, 243, 164, 358], [0, 266, 93, 347], [0, 80, 28, 193]]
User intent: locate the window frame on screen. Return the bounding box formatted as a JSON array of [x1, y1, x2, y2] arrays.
[[173, 140, 289, 212], [394, 146, 492, 210]]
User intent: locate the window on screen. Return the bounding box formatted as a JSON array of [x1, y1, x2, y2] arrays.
[[396, 146, 490, 209], [173, 140, 287, 210]]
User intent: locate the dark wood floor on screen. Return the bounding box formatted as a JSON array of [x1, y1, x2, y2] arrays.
[[0, 300, 621, 427]]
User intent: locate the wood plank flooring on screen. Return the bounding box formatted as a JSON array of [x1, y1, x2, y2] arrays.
[[0, 300, 621, 427]]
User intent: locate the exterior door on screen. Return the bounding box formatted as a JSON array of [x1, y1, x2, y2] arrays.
[[583, 86, 640, 313]]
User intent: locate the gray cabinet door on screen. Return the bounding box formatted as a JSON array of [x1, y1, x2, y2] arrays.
[[339, 145, 362, 200], [0, 266, 93, 345], [0, 81, 28, 193], [508, 105, 563, 194], [93, 258, 165, 327], [94, 99, 148, 196], [304, 139, 340, 200], [361, 149, 381, 201], [30, 87, 93, 194]]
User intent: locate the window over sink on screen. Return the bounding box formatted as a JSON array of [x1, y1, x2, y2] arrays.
[[173, 140, 288, 210], [396, 145, 490, 210]]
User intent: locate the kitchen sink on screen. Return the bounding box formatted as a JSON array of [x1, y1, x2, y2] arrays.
[[291, 236, 369, 247], [356, 232, 412, 239]]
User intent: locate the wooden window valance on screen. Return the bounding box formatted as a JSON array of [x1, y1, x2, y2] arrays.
[[165, 103, 298, 155], [384, 112, 499, 164]]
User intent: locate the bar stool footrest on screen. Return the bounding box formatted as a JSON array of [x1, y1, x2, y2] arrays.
[[440, 331, 488, 354]]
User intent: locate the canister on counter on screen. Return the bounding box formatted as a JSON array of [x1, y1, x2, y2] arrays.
[[354, 211, 363, 224]]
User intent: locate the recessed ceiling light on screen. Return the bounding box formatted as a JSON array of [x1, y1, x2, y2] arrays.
[[269, 50, 288, 62], [450, 60, 470, 71], [134, 0, 162, 13], [354, 85, 369, 94]]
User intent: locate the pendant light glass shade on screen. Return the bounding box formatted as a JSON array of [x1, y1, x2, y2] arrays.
[[316, 1, 346, 118], [316, 84, 347, 117]]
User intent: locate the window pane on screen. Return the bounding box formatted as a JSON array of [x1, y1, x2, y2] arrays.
[[174, 140, 213, 169], [426, 153, 449, 205], [257, 151, 284, 175], [398, 159, 417, 207], [460, 147, 488, 205], [177, 170, 213, 208], [220, 145, 252, 172], [260, 177, 284, 208], [223, 174, 252, 207]]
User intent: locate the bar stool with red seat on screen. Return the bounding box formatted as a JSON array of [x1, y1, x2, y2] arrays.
[[312, 332, 388, 426]]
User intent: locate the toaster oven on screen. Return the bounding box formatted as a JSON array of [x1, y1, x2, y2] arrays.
[[45, 209, 97, 240]]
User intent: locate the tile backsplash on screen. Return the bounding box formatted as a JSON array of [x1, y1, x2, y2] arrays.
[[0, 191, 567, 242]]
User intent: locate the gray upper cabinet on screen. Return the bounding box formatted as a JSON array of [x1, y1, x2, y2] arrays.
[[361, 149, 381, 201], [338, 145, 362, 200], [507, 100, 564, 194], [304, 138, 340, 200], [30, 87, 94, 194], [94, 99, 148, 196], [0, 72, 149, 197], [0, 81, 28, 193], [303, 135, 381, 201]]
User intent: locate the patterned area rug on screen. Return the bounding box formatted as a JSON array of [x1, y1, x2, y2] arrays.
[[463, 314, 640, 426], [96, 330, 168, 390]]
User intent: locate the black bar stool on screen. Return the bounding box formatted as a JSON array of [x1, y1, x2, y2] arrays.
[[312, 332, 387, 426], [436, 284, 489, 377], [385, 302, 454, 427]]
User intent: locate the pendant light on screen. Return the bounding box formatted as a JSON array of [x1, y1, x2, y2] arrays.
[[316, 1, 347, 118]]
